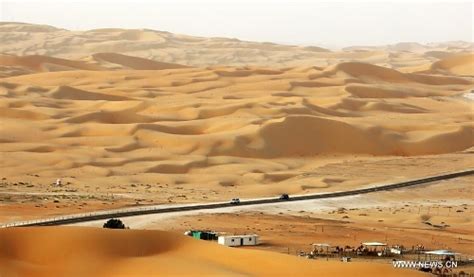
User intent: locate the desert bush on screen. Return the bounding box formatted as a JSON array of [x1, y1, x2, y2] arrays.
[[420, 214, 431, 222]]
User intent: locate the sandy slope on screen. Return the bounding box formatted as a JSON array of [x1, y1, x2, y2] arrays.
[[1, 58, 472, 185], [0, 50, 473, 219], [0, 227, 425, 277], [0, 53, 189, 77], [0, 23, 473, 217], [428, 53, 474, 76], [0, 22, 472, 276]]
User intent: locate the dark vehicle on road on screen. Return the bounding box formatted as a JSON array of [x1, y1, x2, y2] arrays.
[[103, 218, 126, 229], [279, 194, 290, 200], [230, 198, 240, 205]]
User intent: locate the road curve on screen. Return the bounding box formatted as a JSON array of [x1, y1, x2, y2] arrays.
[[2, 169, 473, 228]]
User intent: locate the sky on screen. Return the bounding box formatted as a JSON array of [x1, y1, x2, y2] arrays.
[[1, 0, 472, 47]]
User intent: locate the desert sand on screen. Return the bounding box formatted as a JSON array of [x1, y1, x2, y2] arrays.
[[0, 227, 425, 277], [0, 22, 473, 276], [1, 29, 473, 220], [1, 22, 473, 69], [150, 177, 474, 255], [70, 176, 473, 275]]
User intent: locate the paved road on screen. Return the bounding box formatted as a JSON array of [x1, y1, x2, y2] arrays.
[[2, 169, 473, 228]]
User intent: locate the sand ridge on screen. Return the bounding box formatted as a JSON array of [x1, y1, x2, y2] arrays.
[[1, 22, 472, 69], [1, 59, 472, 180], [0, 227, 426, 277], [0, 22, 473, 231], [0, 22, 473, 276]]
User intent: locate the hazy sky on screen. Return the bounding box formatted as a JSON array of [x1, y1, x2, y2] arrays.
[[1, 0, 472, 47]]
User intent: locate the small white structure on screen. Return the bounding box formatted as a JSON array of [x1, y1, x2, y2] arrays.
[[55, 178, 62, 186], [218, 234, 259, 247], [390, 248, 402, 255]]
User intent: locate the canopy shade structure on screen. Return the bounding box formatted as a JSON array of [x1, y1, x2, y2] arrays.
[[424, 250, 458, 256], [312, 243, 331, 247], [362, 242, 387, 247]]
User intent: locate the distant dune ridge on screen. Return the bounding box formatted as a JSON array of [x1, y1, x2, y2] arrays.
[[0, 52, 188, 76], [91, 53, 189, 70], [1, 22, 473, 69], [428, 53, 474, 76]]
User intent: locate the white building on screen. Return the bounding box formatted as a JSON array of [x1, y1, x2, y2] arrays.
[[218, 234, 259, 247]]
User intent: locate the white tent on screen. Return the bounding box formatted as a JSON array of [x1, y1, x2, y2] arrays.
[[312, 243, 331, 247], [362, 242, 387, 247], [424, 250, 457, 256]]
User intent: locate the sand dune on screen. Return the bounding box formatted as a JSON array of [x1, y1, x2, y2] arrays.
[[0, 53, 189, 77], [49, 85, 131, 101], [0, 54, 92, 78], [428, 53, 474, 76], [0, 227, 424, 277], [1, 22, 472, 69], [91, 53, 189, 70], [239, 115, 474, 157], [0, 23, 473, 228], [0, 56, 472, 198], [344, 84, 451, 98], [327, 62, 411, 83], [327, 62, 472, 84]]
